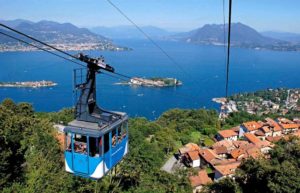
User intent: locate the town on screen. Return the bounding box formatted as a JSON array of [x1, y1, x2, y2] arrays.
[[165, 117, 300, 193], [213, 88, 300, 119], [0, 43, 131, 52]]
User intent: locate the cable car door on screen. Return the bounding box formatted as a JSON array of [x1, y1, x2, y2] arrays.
[[103, 132, 111, 173], [73, 134, 89, 174]]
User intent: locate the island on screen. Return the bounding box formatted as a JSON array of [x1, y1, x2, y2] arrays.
[[0, 80, 57, 88], [115, 77, 182, 87]]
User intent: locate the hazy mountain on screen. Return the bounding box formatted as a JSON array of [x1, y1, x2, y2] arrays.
[[90, 25, 175, 39], [261, 31, 300, 43], [0, 19, 34, 28], [165, 22, 300, 51], [170, 23, 282, 45], [0, 20, 108, 44]]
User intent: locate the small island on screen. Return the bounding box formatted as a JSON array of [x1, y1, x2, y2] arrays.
[[0, 80, 57, 88], [116, 77, 182, 87]]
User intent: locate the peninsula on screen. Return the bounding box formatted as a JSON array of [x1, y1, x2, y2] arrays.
[[0, 80, 57, 88], [116, 77, 182, 87]]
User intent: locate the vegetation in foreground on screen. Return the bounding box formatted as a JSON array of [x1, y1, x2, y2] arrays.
[[0, 98, 299, 193]]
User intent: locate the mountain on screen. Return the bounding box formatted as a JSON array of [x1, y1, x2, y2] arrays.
[[0, 20, 107, 44], [0, 19, 131, 51], [0, 19, 34, 28], [261, 31, 300, 43], [167, 23, 300, 51], [90, 25, 175, 39]]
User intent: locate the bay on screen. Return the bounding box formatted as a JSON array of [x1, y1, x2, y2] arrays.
[[0, 39, 299, 120]]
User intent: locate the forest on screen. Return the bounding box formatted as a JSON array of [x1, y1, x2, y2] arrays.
[[0, 98, 299, 193]]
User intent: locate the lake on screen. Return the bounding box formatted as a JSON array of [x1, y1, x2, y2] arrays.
[[0, 39, 299, 119]]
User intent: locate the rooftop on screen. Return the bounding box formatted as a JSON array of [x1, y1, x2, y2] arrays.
[[214, 162, 241, 176], [243, 121, 262, 131], [186, 151, 200, 161], [244, 133, 261, 144], [218, 129, 238, 138], [189, 170, 212, 187]]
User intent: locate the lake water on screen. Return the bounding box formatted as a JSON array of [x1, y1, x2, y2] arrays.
[[0, 39, 299, 119]]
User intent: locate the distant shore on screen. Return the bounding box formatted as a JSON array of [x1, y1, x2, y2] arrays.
[[0, 43, 132, 52], [0, 81, 57, 88]]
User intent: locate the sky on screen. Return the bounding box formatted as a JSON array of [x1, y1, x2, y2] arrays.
[[0, 0, 300, 33]]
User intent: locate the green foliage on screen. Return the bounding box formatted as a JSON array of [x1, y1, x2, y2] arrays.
[[0, 99, 221, 193]]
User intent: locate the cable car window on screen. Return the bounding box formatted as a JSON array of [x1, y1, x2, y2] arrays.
[[99, 137, 103, 156], [112, 129, 117, 147], [122, 122, 127, 139], [89, 137, 100, 157], [117, 125, 122, 143], [104, 133, 110, 153], [74, 134, 87, 154], [65, 132, 72, 151]]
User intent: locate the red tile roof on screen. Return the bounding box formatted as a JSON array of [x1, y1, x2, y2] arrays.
[[244, 133, 261, 144], [186, 151, 200, 161], [214, 162, 241, 176], [230, 149, 245, 159], [179, 143, 200, 154], [199, 149, 219, 164], [218, 129, 238, 138], [243, 121, 262, 131], [255, 130, 265, 136], [265, 118, 282, 132], [212, 140, 234, 150], [261, 126, 271, 133], [232, 140, 250, 149], [189, 170, 212, 187], [246, 147, 261, 159], [266, 136, 282, 143], [213, 146, 228, 155], [280, 123, 299, 130]]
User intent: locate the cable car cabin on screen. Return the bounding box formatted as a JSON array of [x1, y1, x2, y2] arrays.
[[64, 112, 128, 179], [63, 54, 129, 179]]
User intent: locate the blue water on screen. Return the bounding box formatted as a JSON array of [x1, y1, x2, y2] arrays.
[[0, 39, 299, 119]]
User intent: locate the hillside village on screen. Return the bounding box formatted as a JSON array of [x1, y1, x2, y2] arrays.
[[175, 117, 300, 193]]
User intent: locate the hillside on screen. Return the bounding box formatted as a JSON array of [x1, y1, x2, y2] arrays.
[[0, 19, 129, 51], [0, 98, 299, 192], [167, 23, 300, 51]]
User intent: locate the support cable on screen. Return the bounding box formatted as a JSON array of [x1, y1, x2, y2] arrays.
[[225, 0, 232, 97]]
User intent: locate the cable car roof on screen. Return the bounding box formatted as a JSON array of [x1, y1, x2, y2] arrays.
[[64, 111, 128, 137]]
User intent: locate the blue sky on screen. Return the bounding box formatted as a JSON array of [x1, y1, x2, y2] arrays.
[[0, 0, 300, 32]]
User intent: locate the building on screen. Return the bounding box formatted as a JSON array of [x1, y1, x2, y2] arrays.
[[185, 151, 201, 168], [214, 162, 241, 180], [178, 143, 200, 158], [189, 170, 212, 193], [239, 121, 262, 137], [216, 129, 238, 141]]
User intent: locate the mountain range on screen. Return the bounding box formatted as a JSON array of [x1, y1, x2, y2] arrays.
[[0, 19, 131, 51], [166, 23, 300, 51]]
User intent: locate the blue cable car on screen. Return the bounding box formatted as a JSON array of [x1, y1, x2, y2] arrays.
[[64, 54, 129, 179]]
